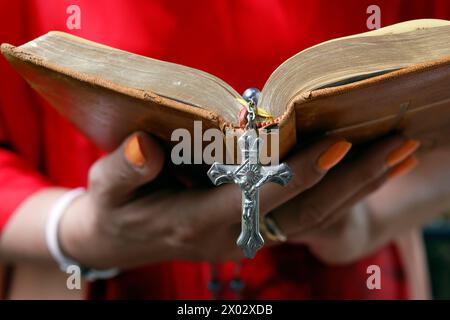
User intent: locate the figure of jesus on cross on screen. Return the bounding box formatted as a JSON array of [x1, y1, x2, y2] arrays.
[[207, 97, 293, 258]]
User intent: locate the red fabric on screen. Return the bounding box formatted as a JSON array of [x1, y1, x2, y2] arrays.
[[1, 0, 449, 299], [241, 243, 408, 299]]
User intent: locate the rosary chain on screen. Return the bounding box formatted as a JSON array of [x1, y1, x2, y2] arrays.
[[246, 99, 257, 130]]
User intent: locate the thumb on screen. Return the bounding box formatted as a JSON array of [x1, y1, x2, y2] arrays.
[[88, 132, 165, 206]]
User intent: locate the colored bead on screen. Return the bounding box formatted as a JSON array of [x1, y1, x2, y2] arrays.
[[208, 279, 220, 293], [239, 106, 248, 128], [230, 278, 245, 292]]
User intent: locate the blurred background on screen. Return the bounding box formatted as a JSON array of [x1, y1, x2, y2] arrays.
[[425, 212, 450, 299]]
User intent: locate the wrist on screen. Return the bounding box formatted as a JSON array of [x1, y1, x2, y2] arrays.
[[55, 190, 120, 281], [58, 192, 105, 269]]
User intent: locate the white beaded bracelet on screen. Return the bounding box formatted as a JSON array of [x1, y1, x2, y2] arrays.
[[45, 187, 119, 281]]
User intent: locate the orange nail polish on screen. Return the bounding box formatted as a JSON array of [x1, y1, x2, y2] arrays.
[[389, 156, 418, 179], [125, 134, 146, 167], [386, 139, 420, 168], [317, 140, 352, 171]]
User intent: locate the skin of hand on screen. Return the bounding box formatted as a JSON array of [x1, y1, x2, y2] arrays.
[[279, 139, 450, 265], [0, 131, 420, 270], [272, 135, 415, 241]]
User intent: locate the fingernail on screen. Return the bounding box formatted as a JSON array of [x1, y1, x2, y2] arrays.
[[389, 156, 418, 179], [317, 140, 352, 171], [125, 134, 146, 167], [386, 139, 420, 168]]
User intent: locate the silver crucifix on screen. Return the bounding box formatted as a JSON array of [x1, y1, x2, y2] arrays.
[[207, 93, 293, 258]]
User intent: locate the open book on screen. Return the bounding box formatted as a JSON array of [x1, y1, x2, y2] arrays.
[[2, 19, 450, 160]]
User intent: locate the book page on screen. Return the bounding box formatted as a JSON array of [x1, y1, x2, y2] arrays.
[[17, 32, 243, 124], [259, 19, 450, 117]]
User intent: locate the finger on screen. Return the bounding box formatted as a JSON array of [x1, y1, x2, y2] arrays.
[[88, 132, 165, 206], [318, 156, 419, 229], [288, 156, 418, 241], [264, 174, 388, 246], [259, 137, 353, 214], [316, 155, 419, 231], [273, 136, 418, 235], [312, 171, 388, 231]]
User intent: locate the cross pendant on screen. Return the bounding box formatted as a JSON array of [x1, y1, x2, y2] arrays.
[[207, 123, 293, 258]]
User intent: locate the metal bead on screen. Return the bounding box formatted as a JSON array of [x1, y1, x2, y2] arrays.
[[242, 87, 261, 104], [229, 278, 245, 292], [208, 279, 220, 293]]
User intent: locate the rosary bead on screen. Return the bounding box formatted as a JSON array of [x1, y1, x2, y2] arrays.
[[242, 88, 261, 104], [229, 278, 245, 292], [208, 279, 220, 293]]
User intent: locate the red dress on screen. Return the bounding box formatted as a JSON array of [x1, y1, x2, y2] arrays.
[[1, 0, 448, 299]]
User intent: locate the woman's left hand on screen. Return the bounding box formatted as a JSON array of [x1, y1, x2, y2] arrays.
[[268, 135, 420, 263]]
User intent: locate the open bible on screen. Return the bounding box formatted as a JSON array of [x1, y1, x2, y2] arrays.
[[2, 19, 450, 160]]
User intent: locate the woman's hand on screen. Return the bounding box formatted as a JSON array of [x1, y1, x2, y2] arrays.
[[57, 132, 355, 269], [269, 136, 420, 264], [1, 130, 420, 270]]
